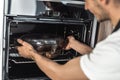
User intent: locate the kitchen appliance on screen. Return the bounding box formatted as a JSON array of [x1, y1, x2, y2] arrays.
[[2, 0, 98, 80]]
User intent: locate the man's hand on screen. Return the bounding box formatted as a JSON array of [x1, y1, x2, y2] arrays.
[[65, 36, 92, 54], [16, 39, 37, 60], [65, 36, 76, 50]]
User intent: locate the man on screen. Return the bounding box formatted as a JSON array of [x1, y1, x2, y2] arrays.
[[17, 0, 120, 80]]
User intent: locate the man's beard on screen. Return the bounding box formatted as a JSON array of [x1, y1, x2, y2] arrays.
[[95, 1, 110, 22], [97, 10, 110, 22], [99, 17, 110, 22]]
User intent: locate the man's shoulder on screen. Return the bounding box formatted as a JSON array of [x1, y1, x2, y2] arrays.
[[107, 29, 120, 39]]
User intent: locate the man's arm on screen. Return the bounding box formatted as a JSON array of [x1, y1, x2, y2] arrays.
[[17, 39, 88, 80], [34, 54, 88, 80], [66, 36, 93, 54]]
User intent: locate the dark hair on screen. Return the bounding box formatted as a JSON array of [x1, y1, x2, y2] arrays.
[[113, 0, 120, 7], [105, 0, 120, 5], [114, 0, 120, 3]]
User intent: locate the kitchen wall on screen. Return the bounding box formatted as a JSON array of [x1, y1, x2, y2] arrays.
[[97, 20, 113, 42]]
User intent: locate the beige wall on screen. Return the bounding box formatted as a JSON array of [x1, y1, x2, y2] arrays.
[[97, 21, 113, 42]]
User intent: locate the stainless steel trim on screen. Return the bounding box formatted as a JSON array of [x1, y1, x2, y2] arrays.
[[0, 0, 4, 80], [61, 1, 85, 5], [91, 17, 97, 48]]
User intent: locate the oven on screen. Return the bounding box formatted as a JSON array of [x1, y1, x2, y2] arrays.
[[2, 0, 98, 80]]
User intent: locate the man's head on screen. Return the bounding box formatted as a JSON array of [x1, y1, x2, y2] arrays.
[[84, 0, 120, 23]]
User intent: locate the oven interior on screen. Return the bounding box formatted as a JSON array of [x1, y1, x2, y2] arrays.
[[3, 1, 96, 80]]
